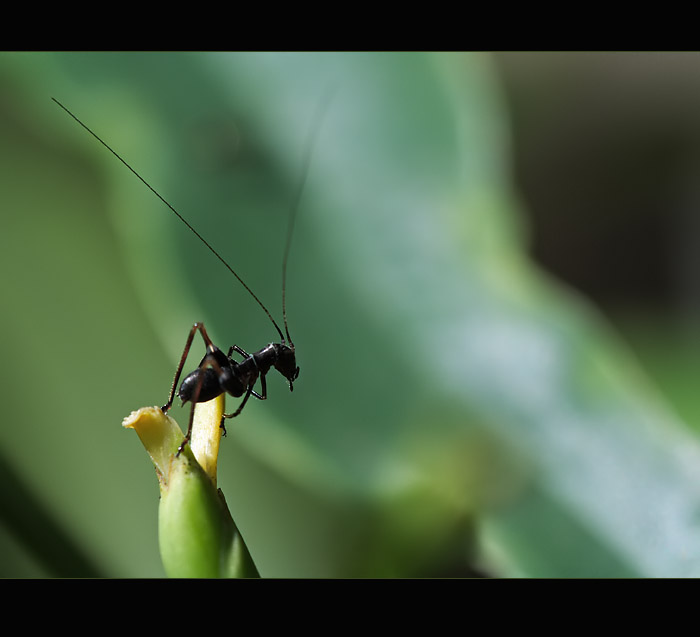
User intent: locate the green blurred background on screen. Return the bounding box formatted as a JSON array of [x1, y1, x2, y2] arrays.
[[2, 52, 700, 578]]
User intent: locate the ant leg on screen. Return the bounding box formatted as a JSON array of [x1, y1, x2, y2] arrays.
[[219, 345, 260, 428], [231, 345, 250, 358], [163, 322, 216, 413], [223, 368, 266, 417], [176, 347, 227, 457], [225, 371, 266, 414], [219, 386, 262, 435], [222, 373, 267, 423], [258, 373, 267, 400], [226, 344, 251, 361], [226, 345, 262, 400], [227, 344, 265, 388], [221, 382, 255, 422]]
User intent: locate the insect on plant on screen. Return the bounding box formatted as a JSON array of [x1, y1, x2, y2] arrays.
[[53, 94, 331, 455]]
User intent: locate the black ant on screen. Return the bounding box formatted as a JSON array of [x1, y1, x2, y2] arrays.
[[53, 95, 330, 455]]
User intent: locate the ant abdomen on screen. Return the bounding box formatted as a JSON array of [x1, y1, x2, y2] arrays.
[[178, 366, 226, 404], [177, 346, 247, 405]]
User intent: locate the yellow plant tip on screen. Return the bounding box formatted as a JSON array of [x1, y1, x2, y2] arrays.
[[190, 394, 225, 487], [123, 406, 184, 482], [124, 402, 258, 578]]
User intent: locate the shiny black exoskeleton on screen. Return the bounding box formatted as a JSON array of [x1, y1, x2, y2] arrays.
[[178, 340, 299, 406], [161, 322, 299, 455]]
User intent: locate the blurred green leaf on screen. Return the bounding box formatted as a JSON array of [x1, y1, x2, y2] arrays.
[[0, 450, 104, 578], [3, 52, 700, 577]]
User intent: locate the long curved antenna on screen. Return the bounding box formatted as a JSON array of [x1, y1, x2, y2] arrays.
[[281, 88, 336, 346], [52, 97, 286, 343]]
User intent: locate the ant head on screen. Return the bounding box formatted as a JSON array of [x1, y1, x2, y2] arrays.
[[275, 343, 300, 392]]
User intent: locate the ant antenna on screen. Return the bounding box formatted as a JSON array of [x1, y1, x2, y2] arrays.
[[51, 97, 286, 343], [281, 89, 336, 347]]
